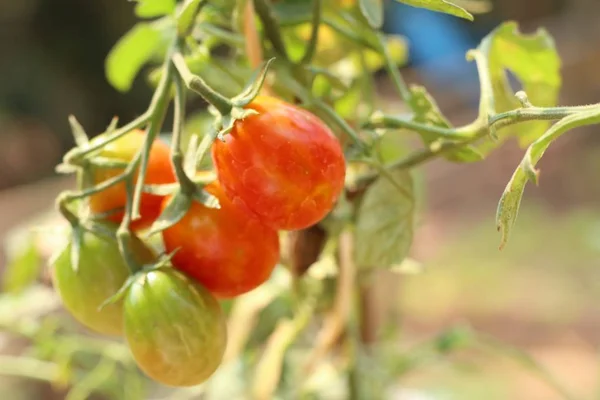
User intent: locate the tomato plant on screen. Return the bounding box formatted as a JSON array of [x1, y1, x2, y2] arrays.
[[162, 180, 280, 298], [88, 129, 175, 231], [123, 267, 227, 387], [3, 0, 600, 398], [50, 222, 156, 336], [211, 95, 346, 231]]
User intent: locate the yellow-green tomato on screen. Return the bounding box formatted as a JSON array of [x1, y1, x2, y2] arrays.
[[51, 223, 155, 336], [124, 268, 227, 387]]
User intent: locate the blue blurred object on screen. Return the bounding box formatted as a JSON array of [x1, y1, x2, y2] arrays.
[[383, 2, 482, 96]]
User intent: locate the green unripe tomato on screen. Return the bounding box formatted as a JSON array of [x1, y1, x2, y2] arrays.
[[51, 223, 155, 336], [124, 268, 227, 387]]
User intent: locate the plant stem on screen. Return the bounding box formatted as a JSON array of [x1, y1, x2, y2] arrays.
[[252, 0, 289, 61], [309, 96, 368, 152], [299, 0, 321, 65], [64, 112, 151, 163], [358, 280, 377, 346], [477, 334, 582, 400], [66, 358, 115, 400], [171, 65, 197, 196], [377, 33, 411, 104], [366, 113, 474, 139], [117, 176, 144, 273], [172, 52, 232, 115], [131, 58, 175, 220], [489, 104, 600, 129], [0, 356, 60, 382], [63, 172, 129, 202], [364, 101, 600, 181], [55, 193, 80, 227]]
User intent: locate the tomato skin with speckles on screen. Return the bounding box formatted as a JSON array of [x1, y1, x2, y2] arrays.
[[161, 181, 280, 298], [51, 222, 156, 336], [211, 96, 346, 231], [124, 268, 227, 387], [89, 129, 175, 231]]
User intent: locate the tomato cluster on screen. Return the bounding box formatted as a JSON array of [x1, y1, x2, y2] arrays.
[[51, 96, 345, 387]]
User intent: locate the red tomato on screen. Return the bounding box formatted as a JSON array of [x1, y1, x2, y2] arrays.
[[161, 180, 280, 298], [89, 129, 175, 231], [211, 95, 346, 231]]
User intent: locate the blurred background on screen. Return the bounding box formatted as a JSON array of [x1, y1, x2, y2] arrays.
[[1, 0, 600, 399]]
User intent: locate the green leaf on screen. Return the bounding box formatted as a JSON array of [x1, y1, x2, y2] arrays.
[[353, 169, 415, 268], [396, 0, 473, 21], [135, 0, 176, 18], [472, 21, 561, 145], [177, 0, 204, 37], [359, 0, 383, 29], [105, 23, 163, 92], [2, 235, 41, 294], [497, 107, 600, 249]]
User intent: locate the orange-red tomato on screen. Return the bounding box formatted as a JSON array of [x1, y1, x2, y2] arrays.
[[161, 180, 280, 298], [89, 129, 175, 231], [211, 96, 346, 231]]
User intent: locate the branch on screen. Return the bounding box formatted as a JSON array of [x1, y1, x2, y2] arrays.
[[172, 52, 232, 115]]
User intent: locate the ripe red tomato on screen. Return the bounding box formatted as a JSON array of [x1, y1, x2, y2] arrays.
[[161, 180, 280, 298], [211, 95, 346, 231], [124, 268, 227, 387], [51, 222, 156, 336], [89, 129, 175, 231]]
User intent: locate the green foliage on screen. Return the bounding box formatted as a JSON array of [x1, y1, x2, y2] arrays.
[[358, 0, 383, 29], [353, 169, 414, 269], [396, 0, 473, 21], [177, 0, 205, 37], [2, 235, 41, 294], [105, 22, 168, 92], [496, 106, 600, 249], [409, 85, 483, 162], [469, 21, 561, 145], [134, 0, 176, 18]]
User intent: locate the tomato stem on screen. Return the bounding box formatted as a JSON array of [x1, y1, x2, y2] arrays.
[[252, 0, 289, 62], [309, 96, 368, 153], [55, 192, 80, 227], [130, 58, 175, 221], [171, 66, 197, 196], [299, 0, 321, 65], [376, 32, 412, 105], [172, 52, 233, 116], [63, 112, 151, 165], [116, 183, 144, 274]]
